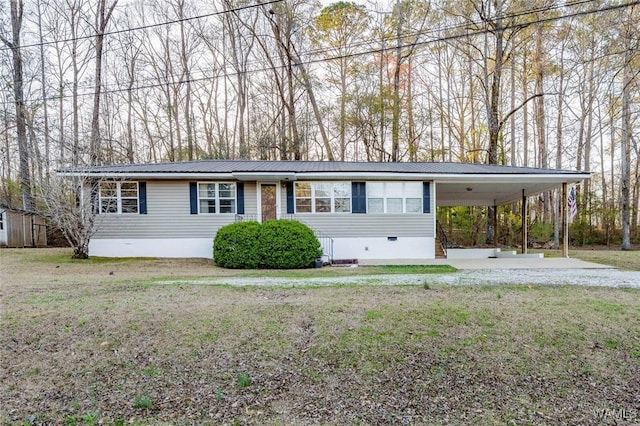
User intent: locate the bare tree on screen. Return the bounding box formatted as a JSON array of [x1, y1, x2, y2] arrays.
[[310, 1, 371, 160], [39, 175, 102, 258], [35, 0, 51, 180], [89, 0, 118, 165], [0, 0, 32, 210], [620, 15, 634, 250]]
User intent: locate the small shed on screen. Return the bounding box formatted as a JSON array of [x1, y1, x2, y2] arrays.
[[0, 205, 47, 248]]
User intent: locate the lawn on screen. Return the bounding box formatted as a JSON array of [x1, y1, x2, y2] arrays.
[[537, 247, 640, 271], [1, 248, 639, 425]]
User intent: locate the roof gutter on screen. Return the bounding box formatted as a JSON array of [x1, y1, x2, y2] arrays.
[[57, 170, 590, 183]]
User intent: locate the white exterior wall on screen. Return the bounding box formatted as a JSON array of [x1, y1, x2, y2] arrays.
[[447, 248, 498, 259], [89, 236, 436, 260], [0, 211, 7, 246], [89, 179, 438, 261], [333, 237, 435, 260], [90, 238, 214, 258]]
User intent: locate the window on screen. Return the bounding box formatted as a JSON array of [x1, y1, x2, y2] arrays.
[[295, 182, 351, 213], [99, 181, 139, 214], [367, 182, 422, 214], [198, 182, 236, 214]]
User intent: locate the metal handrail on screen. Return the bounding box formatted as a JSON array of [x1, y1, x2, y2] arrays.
[[235, 214, 258, 222], [436, 220, 448, 258], [313, 229, 334, 265]]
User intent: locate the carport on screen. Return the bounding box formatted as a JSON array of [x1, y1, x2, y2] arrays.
[[434, 169, 590, 258]]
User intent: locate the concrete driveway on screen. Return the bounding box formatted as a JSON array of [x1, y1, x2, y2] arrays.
[[358, 257, 613, 269]]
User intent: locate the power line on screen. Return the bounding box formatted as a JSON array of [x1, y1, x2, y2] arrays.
[[0, 0, 599, 57], [324, 0, 640, 65], [297, 0, 604, 63], [102, 0, 624, 93], [5, 0, 639, 105], [32, 0, 614, 94], [0, 0, 284, 52], [0, 0, 607, 87]]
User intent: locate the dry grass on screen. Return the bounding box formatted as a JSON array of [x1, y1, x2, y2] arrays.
[[537, 246, 640, 270], [1, 248, 639, 425], [569, 247, 640, 271]]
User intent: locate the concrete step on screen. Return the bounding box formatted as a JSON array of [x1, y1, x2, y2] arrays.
[[495, 251, 544, 259]]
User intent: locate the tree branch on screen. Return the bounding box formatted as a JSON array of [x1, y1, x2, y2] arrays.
[[500, 93, 545, 129]]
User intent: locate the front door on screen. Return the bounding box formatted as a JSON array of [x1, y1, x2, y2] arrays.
[[260, 183, 277, 222]]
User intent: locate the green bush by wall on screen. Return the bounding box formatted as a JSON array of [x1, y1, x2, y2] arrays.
[[213, 221, 262, 269], [213, 220, 322, 269]]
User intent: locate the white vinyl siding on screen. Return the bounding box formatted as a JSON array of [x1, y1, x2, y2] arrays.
[[92, 181, 237, 239], [92, 180, 434, 241]]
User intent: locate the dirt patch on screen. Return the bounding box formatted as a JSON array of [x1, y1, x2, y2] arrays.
[[2, 249, 639, 425]]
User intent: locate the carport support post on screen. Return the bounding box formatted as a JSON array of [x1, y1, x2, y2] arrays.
[[562, 182, 569, 258], [521, 190, 528, 254], [493, 202, 498, 248]]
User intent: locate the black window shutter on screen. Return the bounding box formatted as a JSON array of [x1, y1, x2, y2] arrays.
[[236, 182, 244, 214], [352, 182, 366, 213], [423, 182, 431, 213], [90, 181, 99, 214], [189, 182, 198, 214], [286, 182, 294, 214], [139, 182, 147, 214]]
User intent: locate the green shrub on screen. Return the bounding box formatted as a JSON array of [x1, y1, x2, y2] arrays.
[[213, 221, 262, 269], [258, 220, 322, 269], [529, 221, 554, 243], [569, 220, 606, 245], [213, 220, 322, 269]]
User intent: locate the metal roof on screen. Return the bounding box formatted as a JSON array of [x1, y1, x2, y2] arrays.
[[60, 160, 587, 176], [58, 160, 590, 206]]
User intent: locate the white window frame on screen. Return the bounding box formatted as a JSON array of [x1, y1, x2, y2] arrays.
[[197, 182, 237, 214], [366, 182, 422, 214], [294, 181, 351, 214], [99, 181, 139, 214]]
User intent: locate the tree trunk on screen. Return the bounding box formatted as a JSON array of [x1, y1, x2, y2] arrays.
[[484, 0, 504, 244], [339, 56, 347, 161], [1, 0, 32, 210], [407, 57, 417, 162], [485, 0, 503, 167], [553, 41, 565, 245], [36, 0, 50, 181], [437, 41, 445, 162], [70, 8, 80, 167], [621, 46, 631, 250], [126, 64, 135, 163], [289, 43, 334, 161], [380, 38, 387, 161], [522, 53, 529, 168], [534, 25, 549, 221], [391, 0, 403, 162], [179, 8, 194, 161], [90, 0, 118, 166]]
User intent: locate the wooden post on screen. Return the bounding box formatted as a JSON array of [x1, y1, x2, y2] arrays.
[[493, 202, 498, 248], [521, 190, 528, 254], [562, 182, 569, 258]]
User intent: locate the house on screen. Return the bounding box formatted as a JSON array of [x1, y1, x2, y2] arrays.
[[0, 204, 48, 248], [60, 160, 589, 262]]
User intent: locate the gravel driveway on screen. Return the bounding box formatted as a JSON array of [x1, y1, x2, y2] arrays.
[[162, 267, 640, 288]]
